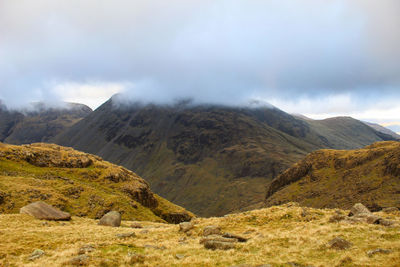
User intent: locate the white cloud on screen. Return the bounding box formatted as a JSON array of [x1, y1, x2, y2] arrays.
[[52, 81, 127, 109], [267, 93, 400, 126]]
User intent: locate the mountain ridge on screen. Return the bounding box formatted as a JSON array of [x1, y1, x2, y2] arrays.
[[52, 97, 395, 216]]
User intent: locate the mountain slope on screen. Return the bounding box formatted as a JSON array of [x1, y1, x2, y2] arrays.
[[53, 97, 395, 216], [265, 141, 400, 210], [0, 142, 193, 223], [363, 121, 400, 139], [0, 102, 92, 145]]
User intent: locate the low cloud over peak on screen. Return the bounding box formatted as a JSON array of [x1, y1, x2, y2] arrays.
[[0, 0, 399, 117]]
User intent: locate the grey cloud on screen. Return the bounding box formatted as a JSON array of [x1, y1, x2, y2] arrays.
[[0, 0, 399, 108]]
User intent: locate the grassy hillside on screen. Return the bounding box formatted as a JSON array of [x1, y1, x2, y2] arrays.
[[53, 97, 395, 216], [266, 141, 400, 210], [0, 204, 399, 266], [0, 142, 192, 223], [0, 102, 92, 145]]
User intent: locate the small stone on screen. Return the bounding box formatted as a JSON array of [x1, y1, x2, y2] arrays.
[[222, 233, 248, 242], [328, 237, 352, 250], [68, 255, 89, 266], [367, 248, 392, 257], [116, 232, 136, 239], [204, 240, 235, 250], [41, 221, 49, 226], [130, 222, 143, 228], [328, 214, 346, 223], [175, 254, 185, 260], [301, 208, 309, 217], [378, 219, 395, 226], [28, 249, 45, 261], [382, 207, 399, 213], [203, 225, 221, 236], [143, 244, 166, 250], [200, 235, 238, 244], [129, 254, 145, 264], [287, 262, 315, 267], [179, 222, 194, 233], [179, 237, 187, 242], [98, 211, 121, 227], [78, 245, 95, 255]]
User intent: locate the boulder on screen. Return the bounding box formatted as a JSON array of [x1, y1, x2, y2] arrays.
[[78, 245, 95, 255], [367, 248, 392, 257], [116, 232, 136, 239], [28, 249, 45, 261], [382, 207, 399, 213], [328, 214, 346, 223], [378, 219, 395, 227], [203, 225, 221, 236], [130, 222, 143, 228], [68, 255, 89, 266], [161, 212, 192, 224], [328, 237, 352, 250], [98, 211, 121, 227], [348, 203, 371, 216], [0, 191, 6, 204], [20, 201, 71, 221], [204, 240, 235, 250], [200, 235, 238, 244], [179, 221, 194, 233], [222, 233, 248, 242]]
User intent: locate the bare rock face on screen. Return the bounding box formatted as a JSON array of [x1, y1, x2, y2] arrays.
[[98, 211, 121, 227], [20, 201, 71, 221]]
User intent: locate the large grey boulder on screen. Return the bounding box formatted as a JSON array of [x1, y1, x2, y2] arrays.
[[348, 203, 371, 216], [98, 211, 121, 227], [20, 201, 71, 221]]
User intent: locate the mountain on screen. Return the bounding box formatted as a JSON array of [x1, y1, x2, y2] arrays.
[[363, 121, 400, 139], [265, 141, 400, 210], [0, 102, 92, 145], [0, 142, 193, 223], [52, 96, 395, 216]]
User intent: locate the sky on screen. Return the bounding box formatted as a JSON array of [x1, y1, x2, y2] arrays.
[[0, 0, 400, 132]]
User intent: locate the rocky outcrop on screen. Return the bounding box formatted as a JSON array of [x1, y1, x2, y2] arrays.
[[329, 203, 396, 226], [20, 201, 71, 221], [98, 211, 121, 227], [266, 141, 400, 210], [161, 212, 192, 224], [0, 142, 194, 223]]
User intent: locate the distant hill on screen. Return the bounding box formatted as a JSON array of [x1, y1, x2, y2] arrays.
[[363, 121, 400, 139], [0, 102, 92, 145], [265, 141, 400, 210], [0, 142, 193, 223], [53, 96, 395, 216]]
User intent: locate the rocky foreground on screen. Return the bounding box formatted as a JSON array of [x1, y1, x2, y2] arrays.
[[0, 203, 399, 266]]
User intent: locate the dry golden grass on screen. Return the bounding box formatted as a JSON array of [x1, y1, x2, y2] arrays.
[[1, 204, 399, 267]]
